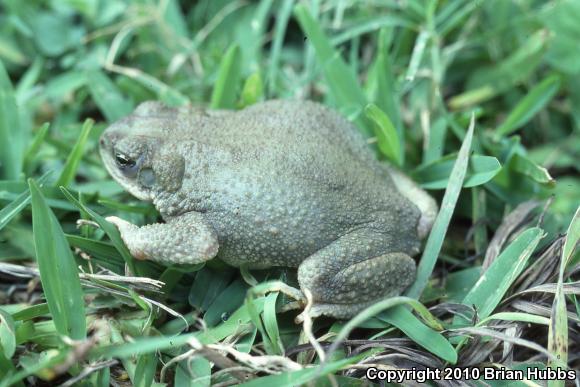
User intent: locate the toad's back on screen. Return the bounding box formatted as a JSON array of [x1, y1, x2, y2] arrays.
[[100, 99, 437, 319], [166, 100, 423, 268]]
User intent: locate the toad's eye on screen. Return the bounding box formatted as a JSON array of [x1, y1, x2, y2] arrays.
[[114, 152, 139, 177]]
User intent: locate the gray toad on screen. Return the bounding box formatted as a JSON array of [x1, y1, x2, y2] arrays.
[[99, 100, 438, 319]]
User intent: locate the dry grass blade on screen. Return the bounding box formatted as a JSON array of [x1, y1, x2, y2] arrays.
[[456, 327, 558, 363], [548, 207, 579, 380], [483, 200, 540, 270]]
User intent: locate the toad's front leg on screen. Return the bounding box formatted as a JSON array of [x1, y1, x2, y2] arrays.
[[106, 211, 219, 265]]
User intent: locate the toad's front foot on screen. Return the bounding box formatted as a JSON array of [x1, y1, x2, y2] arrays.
[[105, 212, 219, 265]]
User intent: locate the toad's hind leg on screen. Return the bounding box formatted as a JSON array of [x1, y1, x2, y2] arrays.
[[297, 230, 416, 320]]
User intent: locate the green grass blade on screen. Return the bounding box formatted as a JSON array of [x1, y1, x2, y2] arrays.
[[294, 4, 372, 137], [406, 115, 475, 298], [87, 70, 133, 122], [246, 291, 283, 356], [91, 333, 195, 359], [0, 350, 22, 387], [423, 117, 447, 164], [210, 45, 241, 109], [23, 122, 49, 175], [332, 15, 415, 46], [496, 74, 561, 136], [365, 104, 402, 165], [44, 71, 86, 101], [175, 356, 210, 387], [203, 279, 247, 327], [0, 307, 16, 359], [12, 304, 50, 322], [29, 179, 86, 340], [239, 72, 263, 108], [412, 154, 501, 189], [449, 30, 548, 109], [372, 28, 403, 157], [263, 292, 283, 355], [0, 172, 50, 231], [405, 29, 429, 82], [92, 298, 265, 359], [134, 353, 157, 387], [267, 0, 294, 96], [55, 119, 94, 187], [60, 187, 137, 274], [455, 227, 543, 326], [0, 59, 23, 180], [563, 206, 580, 269], [380, 306, 457, 364], [0, 349, 69, 387], [478, 312, 550, 326], [325, 296, 454, 363], [510, 153, 555, 186]]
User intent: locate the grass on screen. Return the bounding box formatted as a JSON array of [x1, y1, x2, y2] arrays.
[[1, 0, 579, 386]]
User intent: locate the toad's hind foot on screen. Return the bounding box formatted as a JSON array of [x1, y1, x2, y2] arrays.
[[297, 228, 416, 320]]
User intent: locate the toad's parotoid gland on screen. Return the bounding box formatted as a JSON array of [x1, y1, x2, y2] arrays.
[[99, 100, 438, 319]]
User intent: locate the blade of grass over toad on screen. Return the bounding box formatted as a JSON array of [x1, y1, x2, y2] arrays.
[[29, 179, 86, 340], [0, 172, 50, 231], [56, 118, 94, 187], [60, 187, 136, 274], [0, 59, 23, 180], [548, 207, 579, 377], [496, 74, 561, 137], [294, 4, 373, 137], [454, 227, 543, 327], [406, 115, 475, 299], [365, 104, 402, 165], [210, 44, 241, 109]]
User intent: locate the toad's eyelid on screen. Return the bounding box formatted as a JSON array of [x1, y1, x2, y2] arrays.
[[115, 152, 134, 164]]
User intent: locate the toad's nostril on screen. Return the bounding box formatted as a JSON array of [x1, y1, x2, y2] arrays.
[[99, 136, 108, 148]]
